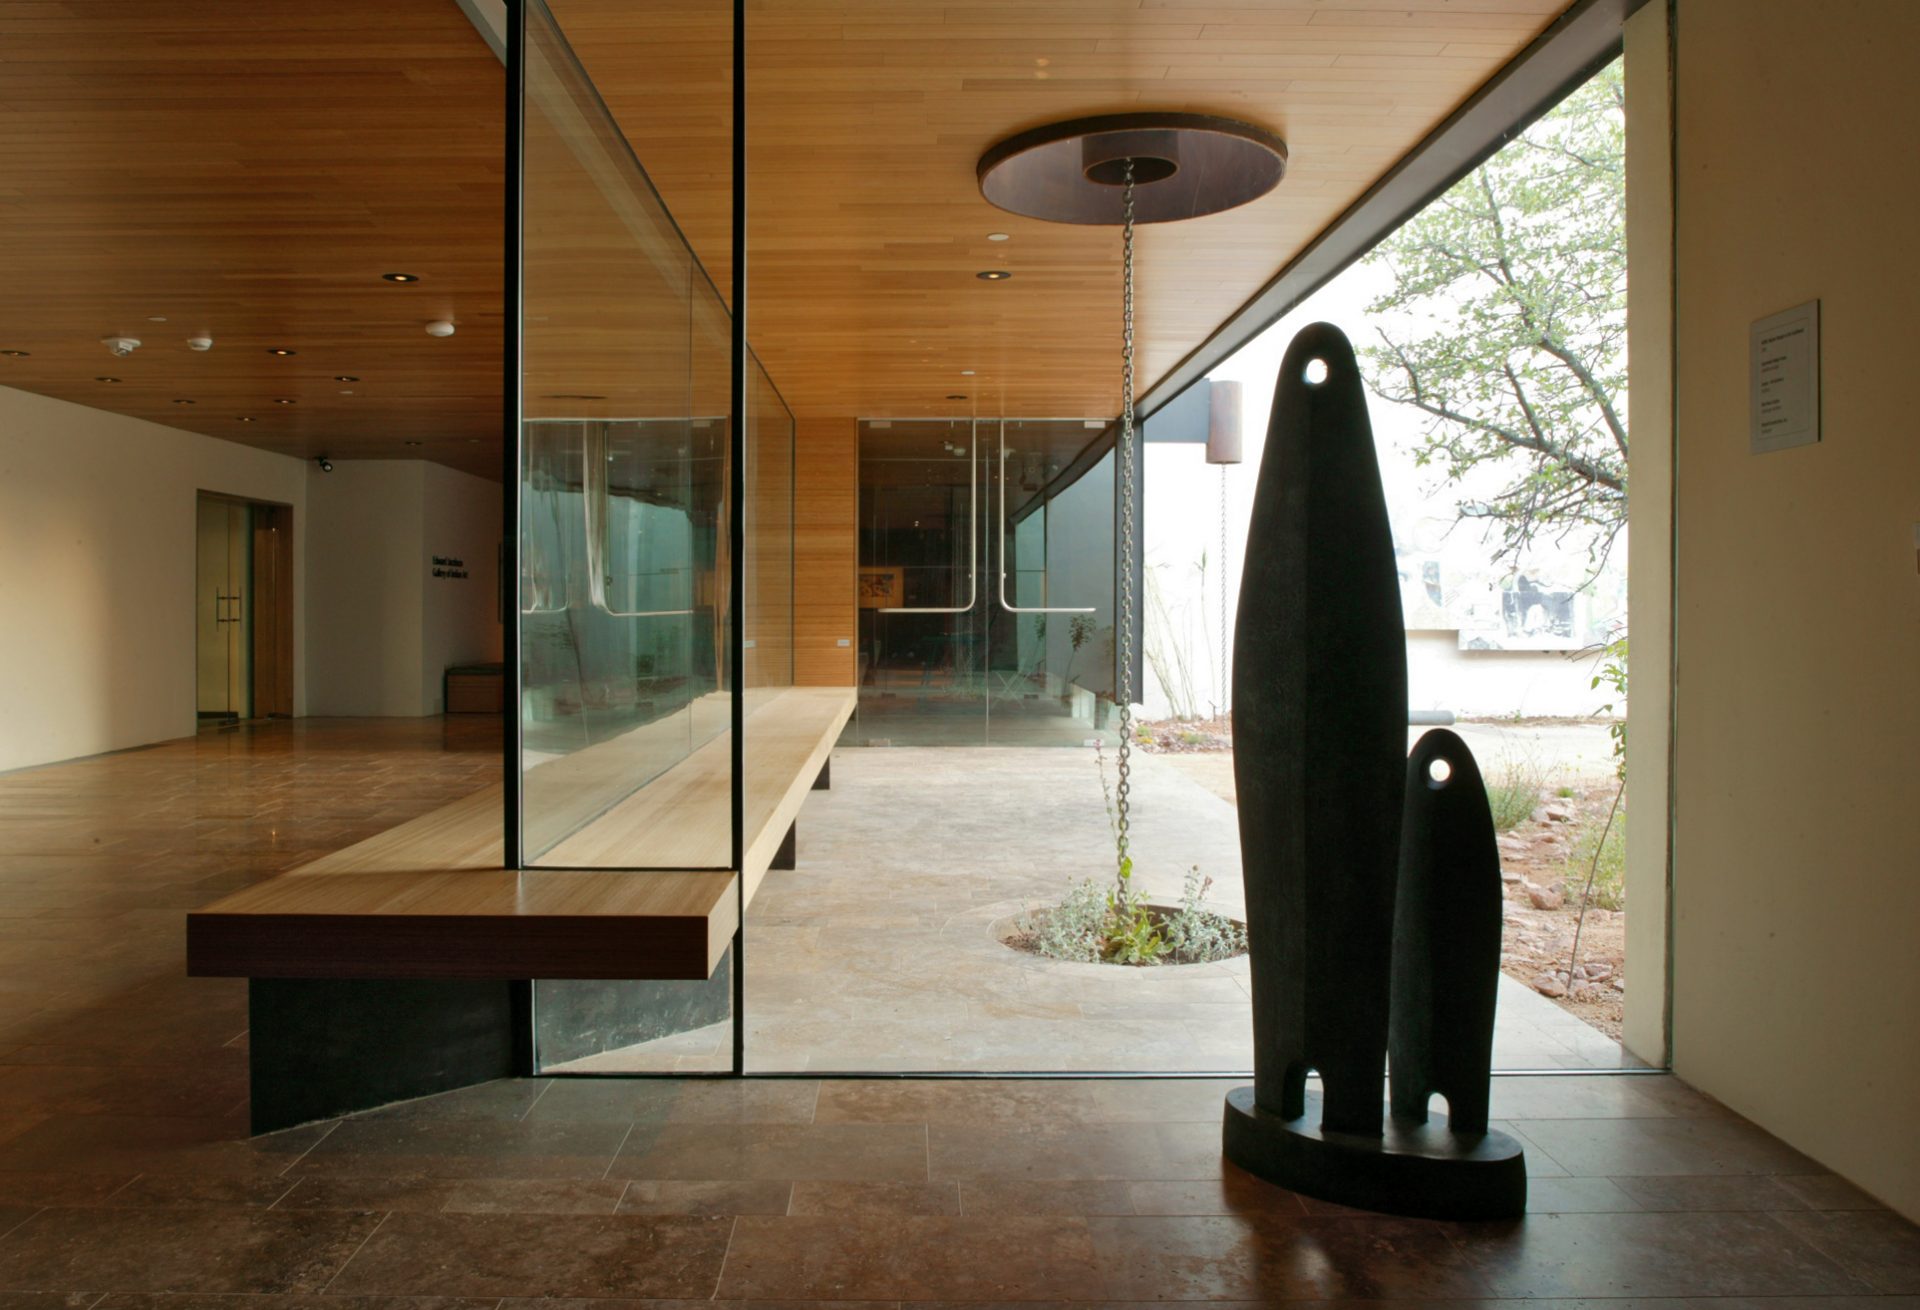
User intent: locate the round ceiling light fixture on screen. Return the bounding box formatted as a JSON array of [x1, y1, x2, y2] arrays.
[[273, 398, 297, 405], [236, 416, 255, 423], [977, 112, 1286, 224], [382, 273, 420, 283], [172, 398, 195, 405], [1, 349, 29, 358], [976, 270, 1012, 281], [334, 375, 360, 383], [946, 393, 968, 400], [95, 376, 120, 383], [986, 232, 1010, 242], [425, 320, 455, 338], [267, 347, 297, 357]]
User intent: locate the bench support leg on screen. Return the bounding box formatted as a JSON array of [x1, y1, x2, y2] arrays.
[[772, 821, 798, 870], [812, 759, 831, 791]]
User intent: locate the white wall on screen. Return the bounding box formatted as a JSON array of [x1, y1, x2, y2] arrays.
[[305, 460, 501, 717], [0, 385, 309, 772], [419, 461, 503, 714], [304, 461, 427, 717], [1670, 0, 1920, 1221]]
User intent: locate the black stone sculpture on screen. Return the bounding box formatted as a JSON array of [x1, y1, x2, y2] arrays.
[[1391, 728, 1504, 1136], [1222, 323, 1526, 1220]]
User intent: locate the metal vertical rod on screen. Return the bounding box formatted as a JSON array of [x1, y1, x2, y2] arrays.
[[1114, 162, 1137, 882], [502, 0, 525, 874], [728, 0, 747, 1080]]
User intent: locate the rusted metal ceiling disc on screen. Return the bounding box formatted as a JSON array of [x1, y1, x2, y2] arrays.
[[977, 113, 1288, 225]]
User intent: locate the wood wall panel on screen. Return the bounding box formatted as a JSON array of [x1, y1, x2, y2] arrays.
[[794, 417, 857, 686]]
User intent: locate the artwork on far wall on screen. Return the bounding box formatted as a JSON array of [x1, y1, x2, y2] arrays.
[[857, 567, 903, 609]]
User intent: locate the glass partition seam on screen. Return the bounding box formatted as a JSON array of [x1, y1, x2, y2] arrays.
[[504, 0, 526, 873], [505, 0, 531, 1075], [729, 0, 746, 1079]]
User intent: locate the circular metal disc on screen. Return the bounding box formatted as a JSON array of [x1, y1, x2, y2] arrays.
[[978, 113, 1288, 225]]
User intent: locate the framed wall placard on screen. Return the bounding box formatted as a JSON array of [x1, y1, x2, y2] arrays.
[[1750, 300, 1820, 454]]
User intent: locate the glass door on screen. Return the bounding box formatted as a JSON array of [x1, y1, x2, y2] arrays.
[[195, 493, 251, 721], [852, 417, 1119, 747]]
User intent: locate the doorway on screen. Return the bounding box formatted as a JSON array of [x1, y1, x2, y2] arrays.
[[195, 492, 294, 723], [847, 417, 1121, 747]]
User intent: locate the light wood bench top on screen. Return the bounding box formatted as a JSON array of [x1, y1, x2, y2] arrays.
[[186, 687, 854, 982]]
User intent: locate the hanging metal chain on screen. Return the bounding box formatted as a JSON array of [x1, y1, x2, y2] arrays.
[[1114, 161, 1137, 884]]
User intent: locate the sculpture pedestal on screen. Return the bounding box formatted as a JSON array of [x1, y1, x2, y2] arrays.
[[1223, 1085, 1527, 1220]]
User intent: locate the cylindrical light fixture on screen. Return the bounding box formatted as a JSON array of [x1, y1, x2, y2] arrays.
[[1207, 379, 1244, 465]]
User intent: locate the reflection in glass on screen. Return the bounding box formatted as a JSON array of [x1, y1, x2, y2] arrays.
[[849, 418, 1118, 747]]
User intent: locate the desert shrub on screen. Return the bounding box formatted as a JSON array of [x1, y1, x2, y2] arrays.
[[1161, 867, 1249, 963], [1566, 808, 1626, 910], [1483, 755, 1545, 832]]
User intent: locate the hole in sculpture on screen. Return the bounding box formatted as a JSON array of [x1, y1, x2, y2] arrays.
[[1303, 357, 1329, 385], [1427, 757, 1453, 788]]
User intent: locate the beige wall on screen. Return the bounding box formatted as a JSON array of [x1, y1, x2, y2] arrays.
[[0, 385, 309, 772], [306, 460, 501, 717], [1621, 2, 1674, 1065], [1671, 0, 1920, 1219]]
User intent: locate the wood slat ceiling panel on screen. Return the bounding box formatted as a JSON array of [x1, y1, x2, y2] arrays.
[[0, 1, 506, 476], [0, 0, 1565, 467], [552, 0, 1563, 420]]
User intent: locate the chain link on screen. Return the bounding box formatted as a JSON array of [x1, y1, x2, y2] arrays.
[[1115, 161, 1137, 881]]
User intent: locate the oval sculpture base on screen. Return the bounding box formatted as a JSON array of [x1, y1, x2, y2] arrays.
[[1223, 1086, 1527, 1221]]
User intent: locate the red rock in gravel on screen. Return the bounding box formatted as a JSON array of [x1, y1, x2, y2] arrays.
[[1532, 972, 1568, 998]]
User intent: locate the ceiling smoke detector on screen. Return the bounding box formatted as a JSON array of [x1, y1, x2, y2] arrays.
[[101, 337, 141, 358]]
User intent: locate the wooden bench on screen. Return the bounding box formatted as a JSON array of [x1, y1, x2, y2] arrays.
[[186, 686, 855, 984]]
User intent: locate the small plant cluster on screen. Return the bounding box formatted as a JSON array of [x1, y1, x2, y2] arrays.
[[1010, 741, 1248, 967], [1484, 754, 1546, 831], [1017, 867, 1248, 967]]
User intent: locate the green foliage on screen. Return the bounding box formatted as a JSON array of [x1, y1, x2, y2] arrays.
[[1162, 868, 1250, 962], [1566, 807, 1626, 910], [1359, 60, 1627, 566], [1484, 755, 1545, 832], [1591, 632, 1628, 778]]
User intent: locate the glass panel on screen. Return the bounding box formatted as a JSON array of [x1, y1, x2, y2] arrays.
[[849, 419, 989, 746], [986, 419, 1118, 746], [849, 417, 1118, 747], [520, 0, 736, 1074], [518, 0, 726, 867]]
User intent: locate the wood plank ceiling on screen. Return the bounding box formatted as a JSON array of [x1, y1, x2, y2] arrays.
[[0, 1, 1566, 470], [0, 2, 506, 477], [552, 0, 1567, 421]]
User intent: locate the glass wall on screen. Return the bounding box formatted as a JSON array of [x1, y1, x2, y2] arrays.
[[516, 0, 791, 1072], [847, 417, 1118, 747]]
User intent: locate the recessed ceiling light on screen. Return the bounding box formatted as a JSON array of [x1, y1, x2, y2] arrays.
[[267, 348, 297, 357], [273, 398, 296, 405], [172, 398, 195, 405], [976, 270, 1012, 281], [946, 394, 967, 400], [960, 370, 976, 376], [403, 440, 424, 447], [236, 416, 255, 423], [95, 376, 120, 383], [334, 375, 360, 383], [987, 232, 1010, 241], [148, 316, 168, 323], [382, 273, 421, 283], [0, 350, 28, 358]]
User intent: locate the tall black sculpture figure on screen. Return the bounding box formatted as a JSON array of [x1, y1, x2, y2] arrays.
[[1223, 323, 1527, 1220]]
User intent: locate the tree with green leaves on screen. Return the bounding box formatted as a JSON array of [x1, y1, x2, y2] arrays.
[[1360, 59, 1627, 567]]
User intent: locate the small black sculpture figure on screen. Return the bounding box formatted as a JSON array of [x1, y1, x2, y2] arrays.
[[1223, 324, 1526, 1221], [1391, 728, 1503, 1135]]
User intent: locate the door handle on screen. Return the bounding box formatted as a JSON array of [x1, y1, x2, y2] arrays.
[[997, 418, 1094, 615]]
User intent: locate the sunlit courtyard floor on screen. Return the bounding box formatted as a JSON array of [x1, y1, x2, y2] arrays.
[[561, 746, 1641, 1074]]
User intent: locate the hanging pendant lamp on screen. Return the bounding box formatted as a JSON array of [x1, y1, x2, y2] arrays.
[[975, 112, 1286, 879]]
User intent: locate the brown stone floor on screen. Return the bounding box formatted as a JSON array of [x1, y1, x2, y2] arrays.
[[0, 717, 1911, 1301]]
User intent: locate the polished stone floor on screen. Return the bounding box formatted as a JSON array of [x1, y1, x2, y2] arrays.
[[0, 719, 1912, 1300]]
